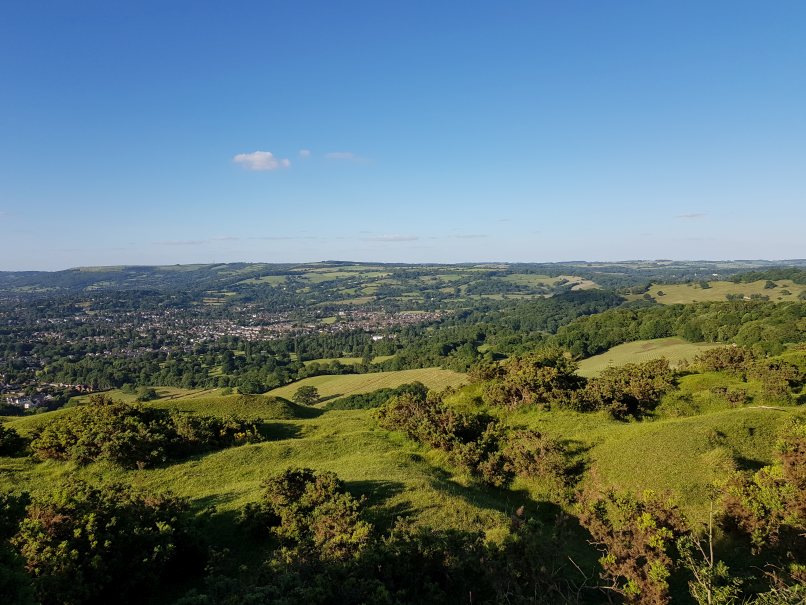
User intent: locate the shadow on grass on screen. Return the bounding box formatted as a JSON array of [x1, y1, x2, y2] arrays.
[[315, 394, 343, 405], [734, 455, 766, 472], [562, 438, 593, 485], [259, 421, 305, 441], [347, 479, 411, 528], [286, 401, 325, 419]]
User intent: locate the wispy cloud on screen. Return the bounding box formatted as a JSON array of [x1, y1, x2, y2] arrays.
[[364, 234, 419, 242], [212, 236, 240, 242], [324, 151, 363, 162], [249, 236, 319, 241], [154, 240, 206, 246], [298, 149, 311, 158], [233, 151, 291, 171], [676, 213, 706, 220]]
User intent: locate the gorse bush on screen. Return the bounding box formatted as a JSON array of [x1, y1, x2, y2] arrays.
[[190, 469, 590, 605], [719, 419, 806, 584], [582, 358, 675, 419], [376, 390, 574, 489], [376, 390, 512, 486], [240, 468, 372, 563], [578, 488, 688, 605], [474, 351, 677, 419], [11, 481, 197, 605], [478, 349, 584, 409], [30, 397, 263, 468]]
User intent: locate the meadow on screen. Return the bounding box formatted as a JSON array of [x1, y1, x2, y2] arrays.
[[265, 367, 467, 401], [576, 337, 723, 377]]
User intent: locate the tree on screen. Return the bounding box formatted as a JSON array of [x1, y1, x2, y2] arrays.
[[292, 385, 320, 405]]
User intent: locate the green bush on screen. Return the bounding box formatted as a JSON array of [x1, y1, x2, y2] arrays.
[[11, 482, 197, 605], [30, 399, 263, 468], [241, 468, 371, 562]]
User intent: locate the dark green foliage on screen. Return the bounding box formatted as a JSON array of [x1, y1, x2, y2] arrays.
[[730, 268, 806, 284], [30, 399, 262, 468], [11, 482, 196, 605], [0, 424, 27, 456], [192, 497, 590, 604], [554, 301, 806, 357], [578, 489, 688, 605], [376, 390, 512, 486], [291, 385, 320, 405], [502, 429, 572, 494], [695, 346, 803, 404], [583, 359, 675, 419], [241, 468, 371, 563], [479, 349, 585, 409], [0, 492, 34, 605], [695, 346, 757, 373], [323, 381, 428, 410], [135, 386, 159, 401]]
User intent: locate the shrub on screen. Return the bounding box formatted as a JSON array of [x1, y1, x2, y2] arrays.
[[480, 349, 585, 409], [292, 385, 319, 405], [30, 399, 263, 468], [11, 482, 196, 605], [241, 468, 371, 563], [578, 488, 688, 604], [584, 359, 675, 419], [719, 419, 806, 582], [502, 429, 571, 493], [376, 392, 511, 486]]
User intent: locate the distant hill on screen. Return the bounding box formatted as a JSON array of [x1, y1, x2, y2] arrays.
[[3, 259, 806, 295]]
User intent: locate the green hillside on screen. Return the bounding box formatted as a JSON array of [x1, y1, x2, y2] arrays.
[[265, 368, 467, 401], [577, 337, 723, 377]]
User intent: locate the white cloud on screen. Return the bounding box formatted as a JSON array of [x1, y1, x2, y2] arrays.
[[298, 149, 311, 158], [676, 213, 706, 220], [233, 151, 290, 171], [325, 151, 360, 161]]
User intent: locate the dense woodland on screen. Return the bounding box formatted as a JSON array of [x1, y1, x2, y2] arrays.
[[2, 262, 806, 604]]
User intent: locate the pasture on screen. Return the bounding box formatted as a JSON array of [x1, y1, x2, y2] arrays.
[[265, 368, 467, 401], [577, 337, 723, 377]]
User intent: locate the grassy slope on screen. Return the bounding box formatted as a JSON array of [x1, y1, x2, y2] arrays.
[[265, 368, 467, 401], [506, 404, 805, 522], [3, 359, 804, 571], [577, 337, 723, 377]]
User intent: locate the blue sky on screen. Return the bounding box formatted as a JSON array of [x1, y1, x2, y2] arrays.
[[2, 1, 805, 270]]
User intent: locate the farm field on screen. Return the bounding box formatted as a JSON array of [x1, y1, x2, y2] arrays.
[[265, 368, 467, 401], [302, 355, 395, 367], [69, 386, 214, 405], [631, 279, 806, 304], [577, 337, 723, 377]]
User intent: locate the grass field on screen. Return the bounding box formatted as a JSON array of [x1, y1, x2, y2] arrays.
[[69, 386, 215, 405], [628, 279, 806, 304], [577, 337, 723, 377], [266, 368, 467, 401], [302, 355, 395, 367]]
